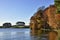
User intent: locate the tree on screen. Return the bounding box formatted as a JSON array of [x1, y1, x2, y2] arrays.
[[16, 21, 25, 26], [3, 23, 12, 28], [55, 0, 60, 13], [38, 6, 45, 11]]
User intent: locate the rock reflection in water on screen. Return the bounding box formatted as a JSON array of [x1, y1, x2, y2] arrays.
[[30, 30, 48, 40]]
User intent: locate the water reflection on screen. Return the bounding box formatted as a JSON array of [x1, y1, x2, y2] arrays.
[[30, 29, 48, 40], [0, 28, 31, 40], [0, 28, 48, 40]]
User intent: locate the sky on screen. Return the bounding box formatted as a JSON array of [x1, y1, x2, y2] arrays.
[[0, 0, 54, 26]]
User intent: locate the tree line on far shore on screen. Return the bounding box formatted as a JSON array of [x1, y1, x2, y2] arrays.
[[0, 21, 29, 28]]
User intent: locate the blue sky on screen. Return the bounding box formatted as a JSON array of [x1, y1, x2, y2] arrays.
[[0, 0, 54, 26]]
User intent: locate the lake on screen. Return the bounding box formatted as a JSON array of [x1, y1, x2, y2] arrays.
[[0, 28, 48, 40]]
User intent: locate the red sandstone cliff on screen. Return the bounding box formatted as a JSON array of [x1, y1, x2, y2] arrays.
[[44, 5, 58, 29], [30, 5, 59, 30], [30, 5, 59, 40], [55, 14, 60, 27]]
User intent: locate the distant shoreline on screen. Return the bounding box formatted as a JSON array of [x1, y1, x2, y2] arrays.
[[0, 26, 29, 28]]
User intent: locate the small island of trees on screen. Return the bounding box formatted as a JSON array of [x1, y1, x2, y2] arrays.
[[0, 21, 29, 28]]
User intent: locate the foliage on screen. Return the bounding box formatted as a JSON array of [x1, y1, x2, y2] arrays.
[[3, 23, 12, 28], [55, 0, 60, 13]]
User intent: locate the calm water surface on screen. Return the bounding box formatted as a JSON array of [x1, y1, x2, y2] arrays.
[[0, 28, 48, 40]]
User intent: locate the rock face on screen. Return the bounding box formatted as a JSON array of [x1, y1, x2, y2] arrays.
[[30, 10, 44, 36], [30, 10, 45, 30], [30, 5, 60, 40], [44, 5, 58, 29], [30, 5, 59, 31], [55, 14, 60, 28]]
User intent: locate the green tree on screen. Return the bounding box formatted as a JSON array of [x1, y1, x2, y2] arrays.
[[3, 22, 12, 28], [55, 0, 60, 13]]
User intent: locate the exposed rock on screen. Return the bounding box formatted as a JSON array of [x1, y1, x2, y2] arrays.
[[30, 5, 59, 30], [30, 5, 59, 37], [55, 14, 60, 28], [44, 5, 58, 29]]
